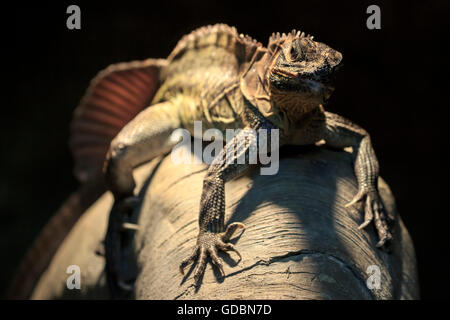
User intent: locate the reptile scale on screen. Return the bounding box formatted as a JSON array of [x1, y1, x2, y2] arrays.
[[68, 24, 395, 297]]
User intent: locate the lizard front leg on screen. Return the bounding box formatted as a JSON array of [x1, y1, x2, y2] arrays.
[[289, 109, 394, 248], [104, 101, 180, 199], [180, 121, 275, 284], [103, 100, 181, 297]]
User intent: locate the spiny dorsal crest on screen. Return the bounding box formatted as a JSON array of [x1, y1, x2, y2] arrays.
[[168, 24, 262, 63], [267, 29, 314, 55]]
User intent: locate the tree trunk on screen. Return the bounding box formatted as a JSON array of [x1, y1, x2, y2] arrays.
[[31, 146, 419, 299]]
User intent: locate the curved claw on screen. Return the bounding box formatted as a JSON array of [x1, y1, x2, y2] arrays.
[[358, 196, 374, 230], [373, 199, 393, 249], [345, 189, 365, 208], [209, 248, 225, 277], [118, 279, 134, 292], [193, 248, 208, 284], [222, 222, 246, 242], [218, 242, 242, 261], [121, 222, 139, 231], [180, 247, 199, 275]]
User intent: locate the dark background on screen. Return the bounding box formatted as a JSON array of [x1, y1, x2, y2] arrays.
[[4, 0, 449, 299]]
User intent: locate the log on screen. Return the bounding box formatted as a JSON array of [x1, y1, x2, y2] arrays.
[[31, 146, 419, 299]]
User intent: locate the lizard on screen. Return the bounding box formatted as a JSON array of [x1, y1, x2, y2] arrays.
[[69, 24, 395, 298]]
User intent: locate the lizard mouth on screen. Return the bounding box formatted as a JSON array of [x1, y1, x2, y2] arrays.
[[270, 67, 335, 101], [272, 67, 335, 87]]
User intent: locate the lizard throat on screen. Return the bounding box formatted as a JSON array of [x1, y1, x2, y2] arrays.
[[269, 87, 320, 121]]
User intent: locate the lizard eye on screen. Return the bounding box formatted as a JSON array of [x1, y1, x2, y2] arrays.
[[288, 44, 303, 62], [289, 46, 299, 60]]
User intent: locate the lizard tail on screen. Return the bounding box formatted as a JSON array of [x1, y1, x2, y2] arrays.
[[7, 180, 105, 299], [8, 58, 167, 299]]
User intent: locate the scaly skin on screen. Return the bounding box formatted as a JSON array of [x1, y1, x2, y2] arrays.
[[97, 24, 394, 295]]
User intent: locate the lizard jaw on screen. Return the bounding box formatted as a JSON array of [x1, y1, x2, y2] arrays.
[[271, 66, 334, 96]]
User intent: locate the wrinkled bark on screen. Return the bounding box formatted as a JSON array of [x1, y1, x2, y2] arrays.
[[31, 146, 419, 299]]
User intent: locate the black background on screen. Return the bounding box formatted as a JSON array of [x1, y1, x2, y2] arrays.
[[4, 0, 449, 299]]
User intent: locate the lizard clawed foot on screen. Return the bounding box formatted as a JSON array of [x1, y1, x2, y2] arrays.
[[180, 222, 245, 284], [346, 189, 395, 249], [105, 195, 140, 297], [116, 196, 140, 231]]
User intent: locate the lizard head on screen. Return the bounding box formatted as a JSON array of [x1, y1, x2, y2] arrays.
[[266, 30, 343, 117]]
